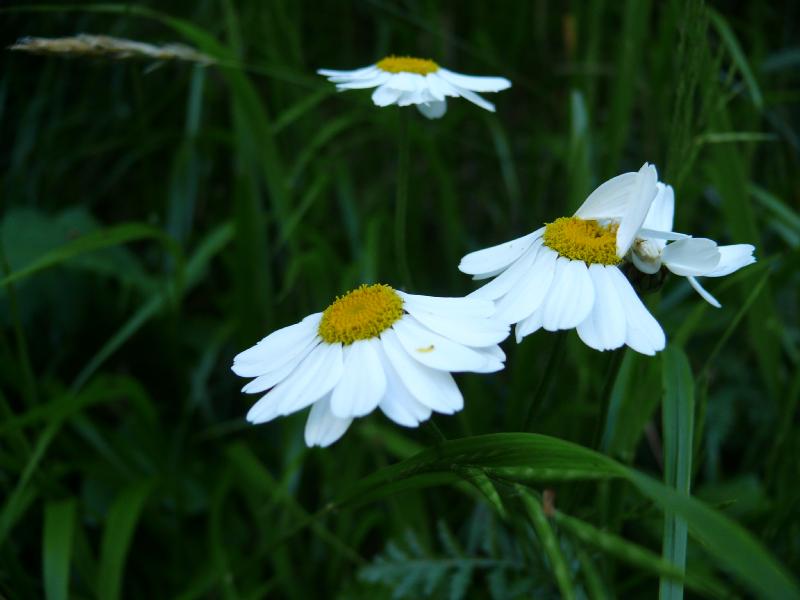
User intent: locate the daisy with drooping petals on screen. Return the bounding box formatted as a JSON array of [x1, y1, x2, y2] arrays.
[[459, 163, 666, 355], [630, 183, 756, 308], [318, 56, 511, 119], [232, 284, 509, 447]]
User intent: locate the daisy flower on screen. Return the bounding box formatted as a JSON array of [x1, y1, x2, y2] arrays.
[[459, 163, 666, 355], [630, 183, 756, 308], [318, 55, 511, 119], [232, 284, 509, 447]]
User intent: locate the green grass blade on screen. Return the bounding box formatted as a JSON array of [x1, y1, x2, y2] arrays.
[[708, 9, 764, 109], [517, 488, 576, 600], [553, 510, 724, 597], [660, 346, 694, 600], [43, 499, 77, 600], [0, 223, 181, 287], [70, 222, 233, 391], [97, 481, 153, 600], [605, 0, 651, 172], [0, 420, 61, 547], [342, 433, 799, 598]]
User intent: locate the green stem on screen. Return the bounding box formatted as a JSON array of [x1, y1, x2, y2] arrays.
[[522, 333, 567, 431], [425, 418, 447, 443], [394, 110, 413, 288], [592, 348, 626, 449]]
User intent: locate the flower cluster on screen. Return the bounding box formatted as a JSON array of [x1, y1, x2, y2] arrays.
[[231, 55, 756, 446]]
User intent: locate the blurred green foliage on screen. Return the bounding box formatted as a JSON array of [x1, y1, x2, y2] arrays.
[[1, 1, 799, 598]]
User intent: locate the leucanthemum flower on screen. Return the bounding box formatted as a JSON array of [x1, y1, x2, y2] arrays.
[[630, 183, 756, 308], [459, 163, 666, 355], [318, 56, 511, 119], [232, 284, 509, 447]]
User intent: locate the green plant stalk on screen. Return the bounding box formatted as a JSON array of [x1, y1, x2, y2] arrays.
[[394, 110, 413, 288]]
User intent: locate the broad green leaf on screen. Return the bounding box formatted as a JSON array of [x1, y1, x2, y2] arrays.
[[0, 222, 181, 287], [343, 434, 800, 599]]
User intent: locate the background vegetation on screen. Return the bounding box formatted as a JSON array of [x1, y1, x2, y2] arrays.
[[2, 1, 799, 598]]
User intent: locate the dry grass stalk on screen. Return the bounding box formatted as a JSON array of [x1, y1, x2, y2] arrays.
[[8, 34, 216, 65]]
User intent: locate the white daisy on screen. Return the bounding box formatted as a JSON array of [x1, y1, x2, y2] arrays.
[[631, 183, 756, 308], [459, 163, 666, 355], [318, 55, 511, 119], [232, 284, 509, 447]]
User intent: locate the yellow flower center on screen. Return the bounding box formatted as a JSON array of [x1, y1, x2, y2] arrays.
[[376, 55, 439, 75], [318, 284, 404, 345], [542, 217, 621, 265]]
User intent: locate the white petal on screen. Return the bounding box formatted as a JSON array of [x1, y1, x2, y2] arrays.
[[479, 344, 506, 361], [458, 228, 543, 277], [246, 342, 343, 424], [576, 265, 626, 351], [304, 394, 353, 448], [380, 329, 463, 413], [330, 339, 387, 418], [705, 244, 756, 277], [472, 267, 507, 281], [468, 240, 542, 300], [318, 65, 377, 78], [493, 245, 558, 324], [241, 350, 310, 394], [574, 172, 638, 220], [402, 307, 509, 347], [392, 316, 502, 373], [388, 72, 425, 91], [687, 276, 722, 308], [371, 85, 403, 107], [398, 291, 495, 318], [396, 87, 431, 107], [376, 343, 432, 427], [662, 238, 721, 276], [607, 267, 665, 355], [641, 183, 675, 234], [334, 73, 392, 89], [515, 308, 543, 342], [450, 84, 496, 112], [616, 163, 659, 257], [638, 228, 690, 241], [425, 74, 446, 101], [417, 100, 447, 119], [232, 313, 322, 377], [541, 258, 595, 331], [436, 69, 512, 92]]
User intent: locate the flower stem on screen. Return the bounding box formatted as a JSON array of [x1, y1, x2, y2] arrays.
[[522, 333, 567, 431], [592, 348, 626, 449], [394, 110, 413, 287]]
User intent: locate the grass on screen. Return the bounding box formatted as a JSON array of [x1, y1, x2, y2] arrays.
[[1, 0, 799, 598]]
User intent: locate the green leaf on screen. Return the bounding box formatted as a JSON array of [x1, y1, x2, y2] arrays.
[[553, 510, 723, 598], [660, 346, 694, 600], [0, 222, 181, 287], [43, 499, 77, 600], [97, 481, 153, 600], [708, 9, 764, 109], [343, 434, 800, 599], [517, 489, 575, 600]]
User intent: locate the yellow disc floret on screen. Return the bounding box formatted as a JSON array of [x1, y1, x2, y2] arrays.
[[377, 55, 439, 75], [318, 284, 404, 345], [543, 217, 621, 265]]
